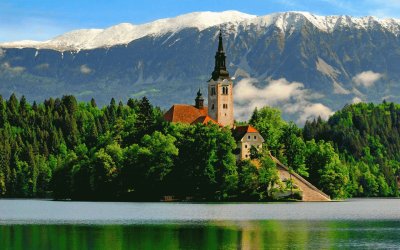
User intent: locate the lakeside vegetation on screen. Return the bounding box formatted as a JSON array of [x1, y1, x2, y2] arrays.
[[0, 94, 398, 200]]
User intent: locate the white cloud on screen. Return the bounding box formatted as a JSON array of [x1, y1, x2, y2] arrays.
[[353, 71, 382, 88], [1, 62, 25, 73], [234, 77, 333, 124], [80, 64, 92, 74], [352, 97, 363, 104], [298, 103, 333, 124]]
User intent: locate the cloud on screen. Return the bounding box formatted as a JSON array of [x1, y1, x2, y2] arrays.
[[352, 97, 363, 104], [299, 103, 333, 124], [1, 62, 25, 73], [35, 63, 49, 70], [353, 71, 382, 87], [234, 78, 333, 124], [80, 64, 92, 74]]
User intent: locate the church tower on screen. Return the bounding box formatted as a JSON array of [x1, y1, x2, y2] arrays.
[[208, 31, 234, 128]]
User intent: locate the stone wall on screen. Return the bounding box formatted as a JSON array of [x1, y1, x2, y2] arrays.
[[271, 155, 331, 202]]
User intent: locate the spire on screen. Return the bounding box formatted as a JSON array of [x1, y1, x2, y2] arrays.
[[218, 30, 224, 53], [211, 29, 230, 81], [195, 88, 204, 109]]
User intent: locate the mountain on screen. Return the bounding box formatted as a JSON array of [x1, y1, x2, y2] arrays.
[[1, 10, 400, 123]]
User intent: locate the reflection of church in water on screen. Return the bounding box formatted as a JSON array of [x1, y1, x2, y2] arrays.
[[164, 31, 264, 160]]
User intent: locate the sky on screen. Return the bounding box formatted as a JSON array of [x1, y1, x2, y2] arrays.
[[1, 0, 400, 42]]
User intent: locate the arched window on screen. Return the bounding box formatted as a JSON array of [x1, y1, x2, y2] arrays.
[[211, 86, 216, 96], [222, 86, 228, 95]]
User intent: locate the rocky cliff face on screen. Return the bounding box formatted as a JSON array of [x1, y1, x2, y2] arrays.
[[1, 11, 400, 122]]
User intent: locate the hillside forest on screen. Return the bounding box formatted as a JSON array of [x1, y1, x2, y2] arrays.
[[0, 94, 398, 200]]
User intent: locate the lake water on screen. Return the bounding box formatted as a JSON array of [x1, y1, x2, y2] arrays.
[[1, 199, 400, 249]]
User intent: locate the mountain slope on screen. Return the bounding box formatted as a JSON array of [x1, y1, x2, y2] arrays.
[[1, 11, 400, 123]]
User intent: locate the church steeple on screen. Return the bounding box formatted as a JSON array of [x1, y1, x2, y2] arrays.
[[208, 29, 234, 128], [211, 30, 230, 81], [195, 88, 204, 109]]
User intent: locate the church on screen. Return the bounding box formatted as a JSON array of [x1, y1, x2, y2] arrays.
[[164, 31, 264, 161], [163, 30, 331, 201]]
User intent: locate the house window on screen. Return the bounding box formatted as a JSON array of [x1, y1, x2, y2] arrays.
[[245, 145, 248, 148], [248, 135, 251, 140], [254, 136, 257, 140]]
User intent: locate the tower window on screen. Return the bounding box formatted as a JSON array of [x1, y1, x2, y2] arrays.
[[222, 104, 228, 109], [211, 86, 216, 96], [222, 86, 229, 95], [211, 104, 215, 110]]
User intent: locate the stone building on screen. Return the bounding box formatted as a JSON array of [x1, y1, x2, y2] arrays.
[[207, 31, 234, 128], [232, 125, 265, 161]]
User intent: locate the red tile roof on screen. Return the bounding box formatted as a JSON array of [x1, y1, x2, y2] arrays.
[[164, 104, 217, 125], [232, 125, 260, 140], [191, 115, 219, 125]]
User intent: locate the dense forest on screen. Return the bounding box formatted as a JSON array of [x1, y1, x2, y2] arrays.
[[0, 94, 398, 200]]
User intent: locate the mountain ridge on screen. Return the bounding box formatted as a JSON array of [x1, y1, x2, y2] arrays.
[[1, 10, 400, 123], [2, 11, 400, 51]]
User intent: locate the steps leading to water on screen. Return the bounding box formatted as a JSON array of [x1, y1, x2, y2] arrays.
[[270, 155, 331, 202]]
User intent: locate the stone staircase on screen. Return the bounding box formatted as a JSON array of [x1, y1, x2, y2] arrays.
[[270, 155, 331, 202]]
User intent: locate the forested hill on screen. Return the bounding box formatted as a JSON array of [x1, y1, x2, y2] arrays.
[[0, 94, 276, 201], [304, 102, 400, 196], [0, 94, 398, 200]]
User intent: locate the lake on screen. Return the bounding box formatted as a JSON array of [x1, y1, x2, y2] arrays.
[[1, 199, 400, 249]]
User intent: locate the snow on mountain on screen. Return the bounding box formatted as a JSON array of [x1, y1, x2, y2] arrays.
[[0, 11, 255, 51], [2, 10, 400, 51]]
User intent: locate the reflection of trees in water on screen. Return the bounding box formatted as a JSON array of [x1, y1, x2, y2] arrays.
[[1, 221, 399, 249]]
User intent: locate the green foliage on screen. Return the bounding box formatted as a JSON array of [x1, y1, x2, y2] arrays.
[[304, 102, 400, 198], [1, 93, 398, 201], [237, 157, 278, 201], [250, 107, 286, 155]]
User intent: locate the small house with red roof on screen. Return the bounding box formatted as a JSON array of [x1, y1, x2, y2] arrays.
[[232, 125, 264, 161], [164, 30, 264, 161]]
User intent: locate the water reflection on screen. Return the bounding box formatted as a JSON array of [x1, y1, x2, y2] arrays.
[[2, 220, 400, 250]]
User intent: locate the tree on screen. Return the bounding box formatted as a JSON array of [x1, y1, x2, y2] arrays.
[[90, 98, 97, 108], [305, 140, 349, 199], [137, 132, 178, 197], [249, 106, 286, 156], [280, 122, 308, 177]]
